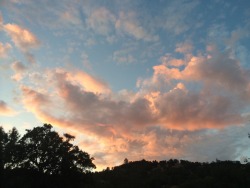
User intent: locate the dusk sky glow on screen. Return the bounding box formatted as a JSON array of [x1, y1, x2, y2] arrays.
[[1, 0, 250, 170]]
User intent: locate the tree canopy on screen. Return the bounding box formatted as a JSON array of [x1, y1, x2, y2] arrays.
[[0, 124, 95, 176]]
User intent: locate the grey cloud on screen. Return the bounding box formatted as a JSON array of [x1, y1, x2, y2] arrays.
[[11, 61, 27, 72], [0, 42, 11, 58], [55, 71, 155, 132], [161, 0, 199, 35]]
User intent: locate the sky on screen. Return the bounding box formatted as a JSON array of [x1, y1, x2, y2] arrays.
[[1, 0, 250, 170]]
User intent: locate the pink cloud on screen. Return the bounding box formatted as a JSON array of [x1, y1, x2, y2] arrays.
[[11, 61, 27, 72], [17, 48, 250, 169], [19, 50, 250, 133], [0, 100, 16, 116], [0, 11, 3, 25], [67, 70, 111, 94], [4, 23, 40, 52], [0, 42, 11, 58], [11, 61, 27, 81]]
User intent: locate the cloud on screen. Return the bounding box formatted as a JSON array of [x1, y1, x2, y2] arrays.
[[160, 54, 186, 67], [161, 0, 199, 35], [60, 9, 82, 26], [20, 85, 53, 120], [113, 48, 136, 64], [175, 41, 193, 54], [86, 7, 158, 42], [116, 12, 158, 42], [138, 50, 250, 130], [0, 42, 11, 58], [19, 68, 154, 137], [11, 61, 27, 72], [0, 100, 16, 116], [1, 0, 250, 171], [79, 125, 250, 169], [11, 61, 27, 81], [154, 88, 244, 130], [87, 7, 116, 36], [0, 11, 3, 25], [56, 69, 111, 94], [17, 47, 250, 169], [19, 50, 250, 134], [4, 23, 40, 52], [146, 51, 250, 98]]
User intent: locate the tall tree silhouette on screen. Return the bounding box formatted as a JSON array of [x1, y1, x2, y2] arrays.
[[19, 124, 95, 175], [4, 127, 22, 169], [0, 127, 8, 188]]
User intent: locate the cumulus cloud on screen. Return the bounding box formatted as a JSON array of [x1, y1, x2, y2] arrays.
[[0, 100, 16, 116], [4, 23, 40, 51], [18, 48, 250, 168], [147, 52, 250, 98], [19, 50, 250, 162], [160, 54, 186, 67], [0, 42, 11, 58], [19, 49, 250, 134]]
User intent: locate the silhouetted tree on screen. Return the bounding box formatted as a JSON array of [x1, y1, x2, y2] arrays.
[[4, 127, 22, 169], [124, 158, 129, 164], [19, 124, 95, 175], [0, 127, 8, 188]]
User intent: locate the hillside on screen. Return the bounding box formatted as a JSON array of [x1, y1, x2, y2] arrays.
[[91, 159, 250, 188]]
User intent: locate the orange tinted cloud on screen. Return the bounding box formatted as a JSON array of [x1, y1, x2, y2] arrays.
[[20, 50, 250, 134], [17, 50, 250, 169], [4, 23, 40, 51], [0, 100, 16, 116], [68, 70, 111, 94], [0, 42, 11, 58]]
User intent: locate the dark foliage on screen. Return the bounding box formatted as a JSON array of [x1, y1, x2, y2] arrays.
[[0, 124, 95, 188], [92, 159, 250, 188]]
